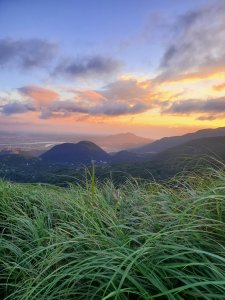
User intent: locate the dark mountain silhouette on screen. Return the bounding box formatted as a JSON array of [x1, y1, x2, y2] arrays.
[[155, 136, 225, 161], [41, 141, 110, 164], [119, 136, 225, 180], [133, 127, 225, 154]]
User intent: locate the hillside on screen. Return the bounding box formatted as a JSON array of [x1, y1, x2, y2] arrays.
[[110, 136, 225, 181], [156, 136, 225, 162], [1, 172, 225, 299], [41, 141, 110, 164], [134, 126, 225, 154]]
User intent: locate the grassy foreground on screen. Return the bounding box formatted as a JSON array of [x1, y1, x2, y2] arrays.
[[1, 171, 225, 299]]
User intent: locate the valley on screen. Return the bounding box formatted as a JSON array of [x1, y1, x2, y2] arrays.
[[1, 127, 225, 186]]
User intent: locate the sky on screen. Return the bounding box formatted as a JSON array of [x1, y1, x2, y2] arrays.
[[0, 0, 225, 139]]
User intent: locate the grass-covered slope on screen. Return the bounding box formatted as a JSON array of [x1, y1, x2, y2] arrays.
[[110, 136, 225, 182], [1, 171, 225, 299], [134, 126, 225, 154]]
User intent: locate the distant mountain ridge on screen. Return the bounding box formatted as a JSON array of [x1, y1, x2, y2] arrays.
[[133, 127, 225, 154], [89, 132, 153, 152]]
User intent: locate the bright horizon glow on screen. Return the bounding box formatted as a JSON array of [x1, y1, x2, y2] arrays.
[[0, 0, 225, 139]]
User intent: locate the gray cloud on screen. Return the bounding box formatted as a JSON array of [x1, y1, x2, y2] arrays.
[[163, 98, 225, 114], [89, 101, 148, 116], [161, 97, 225, 120], [54, 55, 121, 79], [1, 101, 36, 115], [0, 39, 122, 80], [51, 100, 89, 114], [101, 79, 151, 100], [0, 38, 57, 69], [158, 2, 225, 80], [40, 99, 148, 118]]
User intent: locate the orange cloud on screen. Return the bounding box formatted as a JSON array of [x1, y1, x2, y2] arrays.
[[213, 82, 225, 91], [74, 90, 105, 105], [3, 74, 225, 138], [3, 79, 151, 120], [19, 85, 59, 107], [164, 69, 225, 84]]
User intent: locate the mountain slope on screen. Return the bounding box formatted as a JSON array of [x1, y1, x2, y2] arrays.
[[112, 136, 225, 181], [133, 127, 225, 154], [41, 141, 110, 164], [156, 136, 225, 161]]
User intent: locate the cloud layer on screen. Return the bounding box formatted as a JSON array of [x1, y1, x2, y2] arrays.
[[158, 3, 225, 81], [161, 97, 225, 120], [0, 80, 151, 119], [0, 38, 57, 69], [2, 77, 225, 121], [0, 38, 121, 80], [1, 101, 35, 115], [54, 56, 121, 79]]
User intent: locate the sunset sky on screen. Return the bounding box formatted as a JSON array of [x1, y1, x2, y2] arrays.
[[1, 0, 225, 138]]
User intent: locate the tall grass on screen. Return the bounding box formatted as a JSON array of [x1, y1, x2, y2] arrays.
[[1, 170, 225, 299]]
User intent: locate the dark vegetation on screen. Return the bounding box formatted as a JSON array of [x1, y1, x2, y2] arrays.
[[0, 136, 225, 186]]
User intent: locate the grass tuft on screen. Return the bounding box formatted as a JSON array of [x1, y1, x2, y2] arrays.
[[1, 170, 225, 299]]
